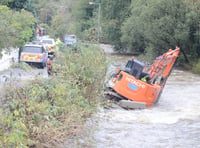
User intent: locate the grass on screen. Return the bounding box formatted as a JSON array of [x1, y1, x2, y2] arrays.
[[11, 62, 33, 71]]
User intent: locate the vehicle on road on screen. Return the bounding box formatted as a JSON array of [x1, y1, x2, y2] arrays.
[[64, 34, 77, 47], [19, 43, 48, 68], [106, 47, 180, 109], [41, 38, 56, 56]]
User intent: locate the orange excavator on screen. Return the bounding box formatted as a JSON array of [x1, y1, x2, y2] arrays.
[[106, 47, 180, 109]]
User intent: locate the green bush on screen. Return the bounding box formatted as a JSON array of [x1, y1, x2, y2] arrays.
[[192, 59, 200, 74], [0, 45, 107, 147], [0, 6, 35, 51]]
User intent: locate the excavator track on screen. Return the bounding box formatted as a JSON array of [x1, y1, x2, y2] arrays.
[[104, 91, 146, 109]]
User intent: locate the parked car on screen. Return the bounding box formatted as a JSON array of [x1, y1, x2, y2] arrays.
[[41, 38, 56, 56], [19, 42, 48, 68], [64, 34, 77, 47]]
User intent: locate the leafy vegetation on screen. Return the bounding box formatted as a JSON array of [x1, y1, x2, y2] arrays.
[[75, 0, 199, 68], [3, 0, 33, 11], [0, 5, 35, 54], [100, 0, 131, 50], [11, 62, 32, 72], [0, 45, 107, 147], [121, 0, 200, 61], [85, 0, 199, 72], [192, 59, 200, 74], [71, 0, 95, 40], [1, 0, 200, 64], [32, 0, 72, 39]]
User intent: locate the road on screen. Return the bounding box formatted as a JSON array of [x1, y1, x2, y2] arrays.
[[0, 49, 48, 88], [0, 48, 18, 71]]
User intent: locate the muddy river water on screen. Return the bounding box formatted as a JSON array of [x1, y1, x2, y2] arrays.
[[86, 46, 200, 148]]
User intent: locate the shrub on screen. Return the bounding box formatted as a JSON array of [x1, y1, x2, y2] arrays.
[[0, 45, 107, 147], [192, 59, 200, 74]]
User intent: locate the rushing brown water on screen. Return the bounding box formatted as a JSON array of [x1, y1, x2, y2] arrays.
[[89, 45, 200, 148], [90, 69, 200, 148]]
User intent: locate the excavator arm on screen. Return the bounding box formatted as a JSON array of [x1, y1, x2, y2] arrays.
[[147, 47, 180, 87]]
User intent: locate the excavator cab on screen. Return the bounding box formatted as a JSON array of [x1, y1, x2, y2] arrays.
[[123, 58, 151, 83], [123, 58, 145, 79]]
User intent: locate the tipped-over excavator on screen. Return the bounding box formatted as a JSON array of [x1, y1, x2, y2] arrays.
[[106, 47, 180, 109]]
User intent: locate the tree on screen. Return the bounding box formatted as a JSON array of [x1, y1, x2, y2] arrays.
[[101, 0, 131, 50], [121, 0, 147, 53], [143, 0, 189, 55], [0, 0, 13, 5], [31, 0, 73, 39], [49, 15, 67, 39], [183, 0, 200, 59], [1, 0, 33, 11], [71, 0, 94, 39], [0, 6, 35, 53], [121, 0, 200, 62]]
